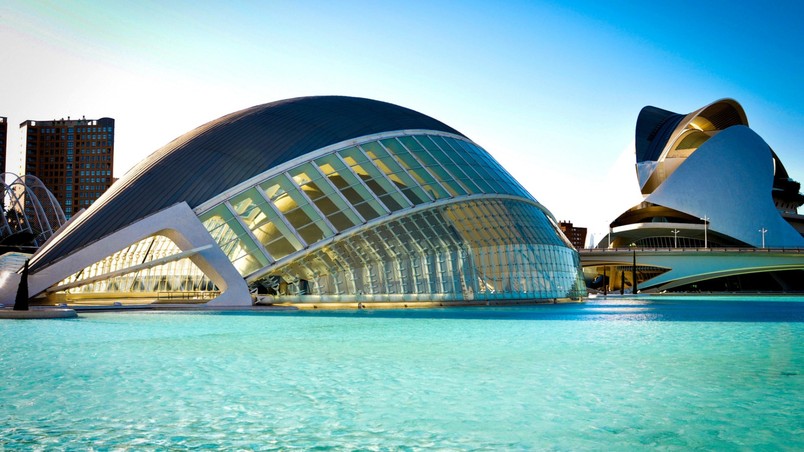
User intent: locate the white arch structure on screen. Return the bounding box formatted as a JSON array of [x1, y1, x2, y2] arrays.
[[581, 248, 804, 292], [27, 202, 250, 306], [0, 173, 66, 247]]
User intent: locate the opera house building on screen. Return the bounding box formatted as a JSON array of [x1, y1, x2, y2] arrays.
[[586, 99, 804, 292], [1, 96, 586, 307]]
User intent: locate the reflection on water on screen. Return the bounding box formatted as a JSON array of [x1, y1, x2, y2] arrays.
[[224, 296, 804, 323], [1, 296, 802, 450]]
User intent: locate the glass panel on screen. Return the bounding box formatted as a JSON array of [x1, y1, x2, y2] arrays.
[[327, 211, 354, 231], [397, 135, 424, 152], [405, 137, 468, 197], [384, 138, 450, 200], [265, 237, 297, 261], [199, 204, 269, 275], [262, 174, 334, 246], [284, 207, 313, 230], [354, 202, 381, 221], [294, 165, 363, 229], [440, 137, 495, 193], [340, 147, 412, 211], [363, 141, 431, 204], [229, 187, 303, 257], [315, 154, 387, 221], [424, 135, 481, 194]]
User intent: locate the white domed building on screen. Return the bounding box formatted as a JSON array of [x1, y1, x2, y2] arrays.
[[3, 96, 586, 307]]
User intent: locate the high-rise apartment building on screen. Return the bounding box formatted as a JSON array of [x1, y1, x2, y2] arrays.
[[20, 117, 114, 218], [559, 221, 588, 249], [0, 116, 7, 174]]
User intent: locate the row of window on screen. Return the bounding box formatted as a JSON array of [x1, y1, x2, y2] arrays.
[[36, 134, 110, 142], [66, 145, 113, 152], [38, 126, 113, 134], [31, 139, 112, 149], [80, 170, 112, 176], [43, 181, 110, 190], [76, 186, 106, 192], [34, 174, 111, 188], [74, 134, 111, 141], [75, 199, 95, 206], [28, 155, 112, 166]]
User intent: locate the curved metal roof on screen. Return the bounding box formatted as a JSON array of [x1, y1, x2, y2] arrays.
[[685, 98, 748, 130], [634, 106, 684, 164], [30, 96, 465, 272], [635, 99, 748, 165]]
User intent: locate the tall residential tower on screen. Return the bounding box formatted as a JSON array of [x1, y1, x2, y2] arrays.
[[20, 117, 114, 218]]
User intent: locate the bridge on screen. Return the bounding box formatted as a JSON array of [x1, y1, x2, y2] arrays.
[[579, 247, 804, 292]]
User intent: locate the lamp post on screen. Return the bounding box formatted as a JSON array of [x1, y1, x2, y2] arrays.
[[701, 215, 709, 248], [759, 227, 767, 249], [671, 228, 680, 248]]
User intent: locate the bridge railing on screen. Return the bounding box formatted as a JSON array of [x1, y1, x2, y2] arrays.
[[578, 247, 804, 254]]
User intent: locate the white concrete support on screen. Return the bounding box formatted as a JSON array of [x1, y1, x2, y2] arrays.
[[18, 202, 251, 306]]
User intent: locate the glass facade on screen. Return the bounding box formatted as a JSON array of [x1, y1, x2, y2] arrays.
[[197, 131, 585, 303], [54, 131, 585, 304], [55, 235, 218, 300], [260, 199, 584, 302]]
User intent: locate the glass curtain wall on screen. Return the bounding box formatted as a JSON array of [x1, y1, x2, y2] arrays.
[[197, 131, 585, 303], [54, 235, 218, 300], [254, 199, 585, 302]]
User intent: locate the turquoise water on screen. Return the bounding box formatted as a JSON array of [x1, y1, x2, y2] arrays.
[[1, 298, 802, 450]]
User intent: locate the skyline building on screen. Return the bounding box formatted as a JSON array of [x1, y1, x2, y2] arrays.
[[19, 117, 115, 219], [1, 96, 586, 307], [558, 221, 587, 250]]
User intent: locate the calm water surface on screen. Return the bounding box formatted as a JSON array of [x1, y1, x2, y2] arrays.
[[1, 297, 802, 450]]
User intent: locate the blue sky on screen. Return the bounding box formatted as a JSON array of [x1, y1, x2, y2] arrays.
[[2, 0, 802, 243]]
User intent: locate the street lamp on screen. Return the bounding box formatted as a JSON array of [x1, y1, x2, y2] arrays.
[[632, 248, 638, 294], [701, 215, 709, 248], [759, 227, 767, 248], [671, 229, 680, 248]]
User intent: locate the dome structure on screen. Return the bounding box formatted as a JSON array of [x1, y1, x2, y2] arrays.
[[9, 96, 585, 306]]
